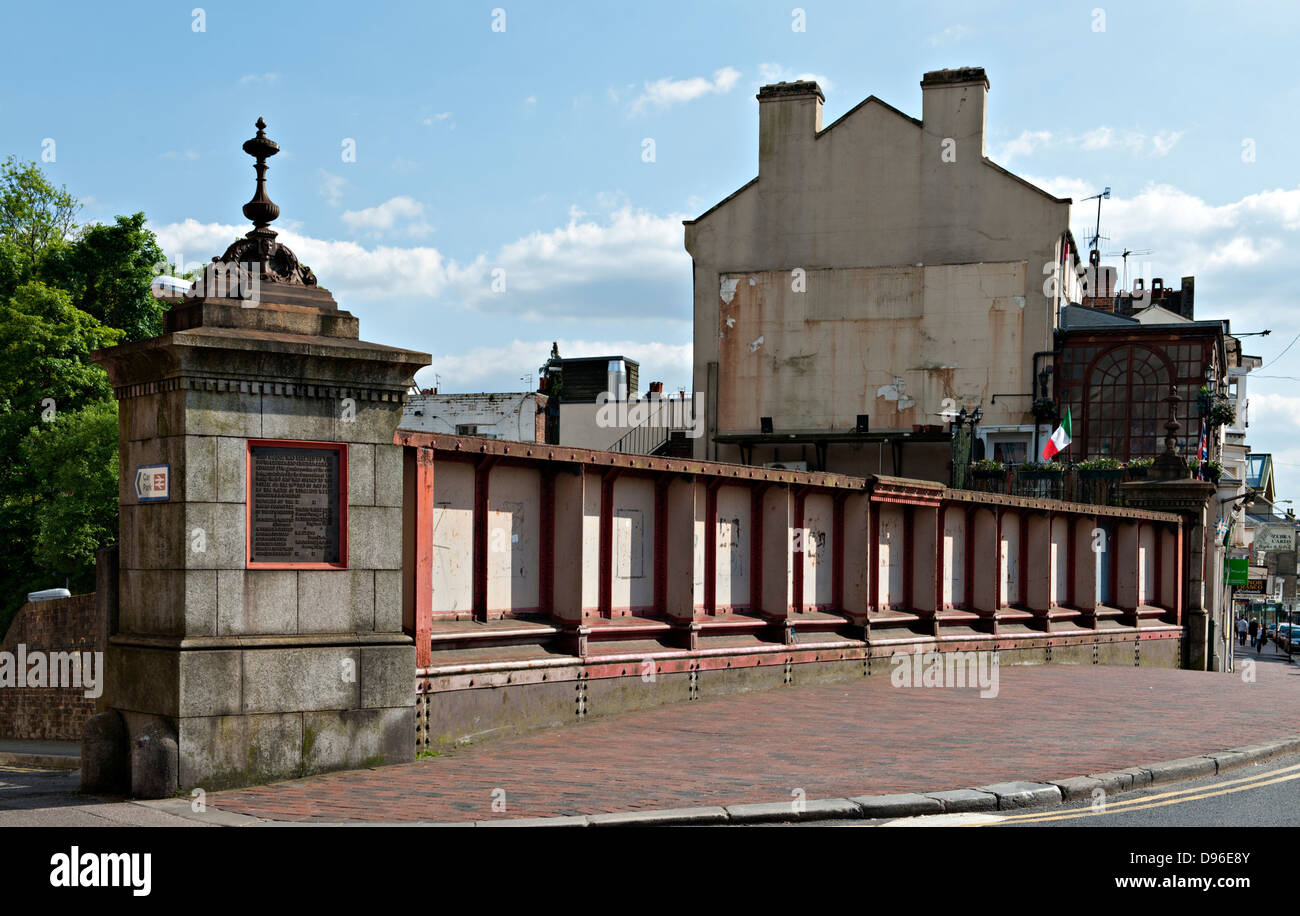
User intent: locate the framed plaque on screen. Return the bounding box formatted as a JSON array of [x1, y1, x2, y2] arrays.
[[246, 440, 348, 568]]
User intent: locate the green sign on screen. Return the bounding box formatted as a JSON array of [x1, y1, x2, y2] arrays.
[[1225, 557, 1248, 586]]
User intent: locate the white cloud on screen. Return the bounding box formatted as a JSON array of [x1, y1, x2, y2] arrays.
[[757, 62, 833, 91], [340, 196, 433, 238], [995, 127, 1184, 163], [631, 67, 741, 114], [420, 339, 693, 394], [317, 169, 346, 207], [421, 112, 452, 126], [238, 73, 278, 86], [928, 25, 969, 46], [149, 203, 689, 317]]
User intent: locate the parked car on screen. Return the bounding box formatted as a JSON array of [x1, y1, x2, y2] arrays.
[[1276, 623, 1300, 652]]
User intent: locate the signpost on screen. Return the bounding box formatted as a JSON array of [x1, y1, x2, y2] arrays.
[[1256, 526, 1296, 552], [134, 464, 170, 502]]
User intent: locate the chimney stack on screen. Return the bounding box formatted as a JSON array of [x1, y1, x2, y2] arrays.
[[756, 81, 824, 186], [920, 67, 989, 160]]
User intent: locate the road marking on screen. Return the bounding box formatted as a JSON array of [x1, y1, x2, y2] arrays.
[[880, 812, 1006, 827], [986, 763, 1300, 825]]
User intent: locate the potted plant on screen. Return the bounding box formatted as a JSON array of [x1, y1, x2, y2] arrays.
[[1125, 458, 1154, 479], [1077, 457, 1124, 479], [971, 458, 1006, 475], [1017, 460, 1064, 480], [1204, 459, 1224, 483]]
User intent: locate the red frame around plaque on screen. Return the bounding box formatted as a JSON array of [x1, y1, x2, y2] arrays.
[[245, 438, 349, 570]]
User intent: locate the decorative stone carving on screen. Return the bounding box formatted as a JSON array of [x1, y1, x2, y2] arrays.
[[211, 117, 318, 288]]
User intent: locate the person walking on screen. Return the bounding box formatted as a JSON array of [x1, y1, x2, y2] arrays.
[[1237, 616, 1249, 646], [1249, 617, 1258, 650]]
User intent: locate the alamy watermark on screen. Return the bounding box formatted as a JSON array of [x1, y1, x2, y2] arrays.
[[595, 390, 705, 439], [889, 645, 999, 698], [0, 644, 103, 699]]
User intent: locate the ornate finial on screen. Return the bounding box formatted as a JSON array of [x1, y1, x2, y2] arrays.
[[209, 117, 317, 289], [1162, 385, 1182, 455], [241, 116, 281, 238], [1150, 384, 1191, 479]]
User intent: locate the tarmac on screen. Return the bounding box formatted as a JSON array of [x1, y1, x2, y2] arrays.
[[3, 645, 1298, 827]]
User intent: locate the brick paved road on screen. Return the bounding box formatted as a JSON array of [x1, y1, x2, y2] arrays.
[[209, 648, 1300, 823]]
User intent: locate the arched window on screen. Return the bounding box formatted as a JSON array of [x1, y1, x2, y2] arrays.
[[1083, 345, 1172, 460]]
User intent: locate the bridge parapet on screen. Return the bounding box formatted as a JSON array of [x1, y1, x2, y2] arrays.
[[397, 432, 1187, 751]]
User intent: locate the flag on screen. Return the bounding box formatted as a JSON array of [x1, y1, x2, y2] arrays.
[[1195, 419, 1208, 480], [1042, 407, 1072, 461]]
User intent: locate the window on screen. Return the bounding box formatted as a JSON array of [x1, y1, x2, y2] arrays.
[[989, 438, 1028, 464], [1084, 345, 1171, 460]]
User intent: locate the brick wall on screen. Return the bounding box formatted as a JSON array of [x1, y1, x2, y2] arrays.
[[0, 593, 101, 740]]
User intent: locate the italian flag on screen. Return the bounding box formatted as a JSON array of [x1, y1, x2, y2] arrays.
[[1042, 407, 1072, 461]]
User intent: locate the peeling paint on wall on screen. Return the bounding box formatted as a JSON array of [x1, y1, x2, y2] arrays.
[[720, 277, 740, 304], [877, 376, 917, 410]]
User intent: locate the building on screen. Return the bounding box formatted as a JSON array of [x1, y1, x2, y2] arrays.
[[541, 353, 699, 453], [1054, 305, 1230, 463], [399, 390, 551, 443], [684, 68, 1086, 478]]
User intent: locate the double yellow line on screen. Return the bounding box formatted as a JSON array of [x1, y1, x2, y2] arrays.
[[983, 761, 1300, 824]]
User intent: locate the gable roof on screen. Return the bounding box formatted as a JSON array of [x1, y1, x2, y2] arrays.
[[685, 92, 1070, 227]]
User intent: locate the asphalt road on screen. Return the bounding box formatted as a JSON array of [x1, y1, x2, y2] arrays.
[[801, 751, 1300, 827]]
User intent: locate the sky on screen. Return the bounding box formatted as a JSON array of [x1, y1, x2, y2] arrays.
[[4, 1, 1300, 482]]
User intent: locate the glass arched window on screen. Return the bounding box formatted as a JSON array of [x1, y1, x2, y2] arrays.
[[1083, 345, 1172, 460]]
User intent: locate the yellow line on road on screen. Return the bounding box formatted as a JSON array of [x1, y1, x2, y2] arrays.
[[986, 763, 1300, 825]]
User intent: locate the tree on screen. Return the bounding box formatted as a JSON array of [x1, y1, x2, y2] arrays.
[[0, 156, 79, 268], [18, 399, 118, 591], [0, 281, 121, 636], [40, 213, 167, 341]]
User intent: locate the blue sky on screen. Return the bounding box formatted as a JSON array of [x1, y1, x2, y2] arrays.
[[5, 1, 1300, 477]]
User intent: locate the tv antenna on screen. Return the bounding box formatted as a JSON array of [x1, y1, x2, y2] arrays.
[[1103, 247, 1153, 290], [1082, 187, 1111, 255]]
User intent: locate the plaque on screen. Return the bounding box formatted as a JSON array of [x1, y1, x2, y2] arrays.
[[248, 443, 345, 565]]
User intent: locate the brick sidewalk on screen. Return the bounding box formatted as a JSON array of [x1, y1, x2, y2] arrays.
[[208, 648, 1300, 823]]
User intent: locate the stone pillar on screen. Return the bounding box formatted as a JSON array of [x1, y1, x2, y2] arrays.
[[87, 119, 430, 794]]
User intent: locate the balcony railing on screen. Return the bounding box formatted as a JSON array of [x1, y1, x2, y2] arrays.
[[961, 465, 1181, 507]]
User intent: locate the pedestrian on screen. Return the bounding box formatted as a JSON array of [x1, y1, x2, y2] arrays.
[[1249, 617, 1258, 648], [1237, 616, 1248, 646]]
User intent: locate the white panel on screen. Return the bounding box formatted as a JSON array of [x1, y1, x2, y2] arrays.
[[485, 466, 541, 613], [879, 505, 905, 609], [803, 493, 834, 608], [581, 472, 601, 612], [715, 485, 751, 609], [432, 461, 474, 613], [612, 476, 656, 611]]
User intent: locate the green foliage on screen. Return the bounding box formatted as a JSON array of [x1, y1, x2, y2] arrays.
[[19, 400, 119, 583], [1077, 457, 1121, 470], [0, 156, 79, 268], [40, 213, 166, 342], [970, 458, 1005, 472], [1018, 461, 1063, 472], [0, 159, 163, 637]]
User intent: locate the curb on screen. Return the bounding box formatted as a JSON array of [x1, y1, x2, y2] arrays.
[[345, 733, 1300, 828], [0, 752, 80, 770]]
